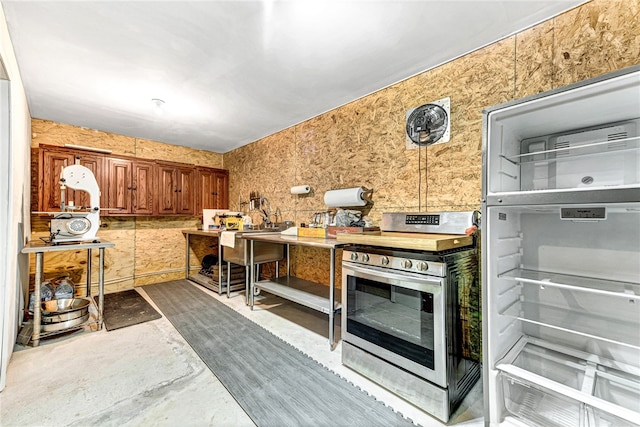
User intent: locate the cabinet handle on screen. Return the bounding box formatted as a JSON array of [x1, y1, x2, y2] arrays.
[[211, 192, 218, 195], [131, 187, 137, 191], [178, 189, 182, 192], [127, 186, 132, 190], [174, 189, 178, 192]]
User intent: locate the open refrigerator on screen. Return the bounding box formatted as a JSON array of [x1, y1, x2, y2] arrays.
[[481, 65, 640, 426]]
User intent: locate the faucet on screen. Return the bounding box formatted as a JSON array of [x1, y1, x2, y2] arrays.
[[259, 196, 272, 227]]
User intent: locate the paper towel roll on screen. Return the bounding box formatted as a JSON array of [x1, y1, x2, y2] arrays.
[[291, 185, 311, 195], [324, 187, 368, 207]]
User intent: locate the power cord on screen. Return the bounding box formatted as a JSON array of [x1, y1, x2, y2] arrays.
[[418, 144, 429, 211]]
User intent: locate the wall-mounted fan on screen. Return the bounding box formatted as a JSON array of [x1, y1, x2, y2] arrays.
[[406, 97, 450, 149]]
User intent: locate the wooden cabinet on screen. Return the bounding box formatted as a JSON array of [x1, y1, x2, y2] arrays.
[[156, 162, 196, 215], [106, 158, 155, 215], [37, 145, 227, 217], [196, 167, 229, 211], [39, 147, 104, 212]]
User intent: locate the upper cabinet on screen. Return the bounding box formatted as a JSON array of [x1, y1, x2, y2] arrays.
[[106, 157, 155, 215], [196, 167, 229, 212], [39, 146, 105, 212], [156, 162, 196, 215], [36, 144, 228, 216]]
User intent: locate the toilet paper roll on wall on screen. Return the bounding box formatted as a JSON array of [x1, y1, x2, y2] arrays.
[[324, 187, 369, 207], [290, 185, 311, 195]]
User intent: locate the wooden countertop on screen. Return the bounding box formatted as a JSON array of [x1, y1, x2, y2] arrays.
[[336, 231, 473, 251]]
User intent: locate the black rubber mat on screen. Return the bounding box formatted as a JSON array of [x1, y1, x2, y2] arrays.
[[97, 289, 162, 331], [144, 280, 415, 427]]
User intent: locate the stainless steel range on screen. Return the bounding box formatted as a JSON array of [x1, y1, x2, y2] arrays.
[[340, 211, 481, 422]]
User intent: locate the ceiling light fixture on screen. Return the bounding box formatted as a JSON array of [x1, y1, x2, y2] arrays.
[[151, 98, 165, 116]]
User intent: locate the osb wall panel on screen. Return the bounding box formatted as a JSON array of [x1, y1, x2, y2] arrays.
[[133, 217, 200, 286], [223, 1, 638, 287], [515, 20, 556, 98], [31, 119, 137, 156], [225, 127, 297, 226], [31, 119, 224, 167], [136, 138, 223, 168], [553, 0, 640, 88]]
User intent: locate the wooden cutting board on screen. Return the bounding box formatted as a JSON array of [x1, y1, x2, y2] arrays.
[[336, 231, 473, 251]]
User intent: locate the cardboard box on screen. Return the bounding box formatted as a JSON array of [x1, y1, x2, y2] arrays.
[[297, 227, 328, 238], [327, 226, 380, 239]]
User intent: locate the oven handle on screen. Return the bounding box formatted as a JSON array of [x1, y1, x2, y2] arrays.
[[343, 262, 443, 294]]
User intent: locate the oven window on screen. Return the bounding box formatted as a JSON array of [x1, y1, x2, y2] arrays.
[[346, 275, 435, 369]]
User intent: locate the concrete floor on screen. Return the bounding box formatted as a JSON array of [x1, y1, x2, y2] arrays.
[[0, 282, 484, 426]]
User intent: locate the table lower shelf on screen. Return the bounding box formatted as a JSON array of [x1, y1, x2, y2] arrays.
[[188, 271, 245, 293], [17, 310, 102, 346], [254, 276, 341, 315]]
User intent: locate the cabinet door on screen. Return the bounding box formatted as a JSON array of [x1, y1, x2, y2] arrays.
[[156, 164, 177, 214], [106, 158, 133, 215], [71, 153, 104, 210], [197, 167, 229, 211], [132, 160, 155, 215], [40, 149, 74, 212], [176, 167, 195, 215], [197, 168, 215, 211], [39, 146, 104, 213], [214, 171, 229, 209]]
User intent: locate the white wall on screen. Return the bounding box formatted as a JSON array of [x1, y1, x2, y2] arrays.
[[0, 3, 31, 391]]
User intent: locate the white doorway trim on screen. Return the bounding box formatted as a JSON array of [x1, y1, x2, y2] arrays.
[[0, 68, 12, 391]]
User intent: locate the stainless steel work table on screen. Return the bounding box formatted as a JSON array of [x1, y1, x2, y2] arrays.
[[243, 233, 346, 350], [21, 240, 114, 346]]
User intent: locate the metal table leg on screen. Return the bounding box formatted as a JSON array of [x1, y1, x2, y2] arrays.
[[32, 252, 43, 346], [329, 247, 335, 351], [250, 240, 255, 310], [98, 247, 105, 328], [184, 233, 190, 279], [86, 248, 92, 296], [219, 239, 224, 297], [227, 260, 231, 297]]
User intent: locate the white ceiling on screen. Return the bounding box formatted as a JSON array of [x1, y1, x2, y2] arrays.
[[2, 1, 585, 153]]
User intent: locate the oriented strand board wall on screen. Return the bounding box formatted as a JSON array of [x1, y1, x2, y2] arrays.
[[30, 119, 223, 294], [224, 0, 640, 287]]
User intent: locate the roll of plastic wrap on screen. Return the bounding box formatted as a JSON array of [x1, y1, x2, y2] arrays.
[[324, 187, 367, 207], [290, 185, 311, 194]]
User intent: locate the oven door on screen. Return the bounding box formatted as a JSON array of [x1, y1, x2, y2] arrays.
[[342, 261, 446, 387]]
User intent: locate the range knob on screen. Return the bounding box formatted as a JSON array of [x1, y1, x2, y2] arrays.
[[416, 261, 429, 272], [401, 259, 413, 269], [381, 256, 390, 266], [361, 253, 370, 262], [350, 252, 358, 261]]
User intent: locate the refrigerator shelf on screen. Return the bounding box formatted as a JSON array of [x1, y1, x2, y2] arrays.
[[501, 135, 640, 165], [497, 336, 640, 426], [500, 300, 640, 350], [499, 268, 640, 301]]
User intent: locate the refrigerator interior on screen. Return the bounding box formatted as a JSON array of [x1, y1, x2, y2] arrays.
[[485, 68, 640, 198], [486, 205, 640, 426], [482, 66, 640, 426]]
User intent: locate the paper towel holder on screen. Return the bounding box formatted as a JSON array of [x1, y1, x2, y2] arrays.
[[360, 187, 373, 204], [324, 186, 373, 208], [291, 185, 311, 195]]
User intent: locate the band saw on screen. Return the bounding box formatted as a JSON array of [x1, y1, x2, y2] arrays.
[[37, 164, 101, 244]]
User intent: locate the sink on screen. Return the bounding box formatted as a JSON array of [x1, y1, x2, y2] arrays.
[[222, 229, 283, 266]]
